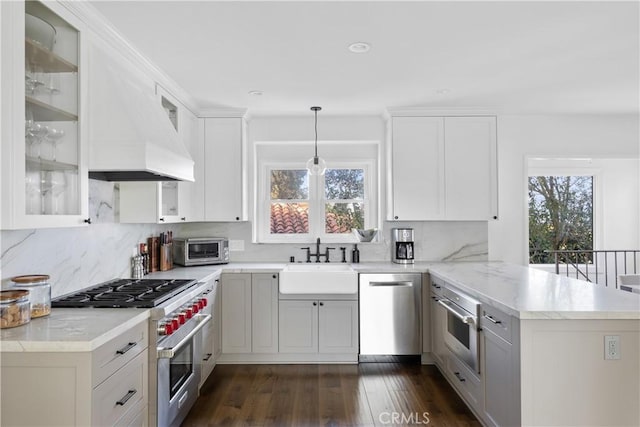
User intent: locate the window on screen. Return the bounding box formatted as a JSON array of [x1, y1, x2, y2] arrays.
[[260, 162, 374, 243], [528, 175, 594, 264]]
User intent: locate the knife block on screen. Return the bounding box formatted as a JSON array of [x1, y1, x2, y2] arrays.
[[160, 244, 172, 271]]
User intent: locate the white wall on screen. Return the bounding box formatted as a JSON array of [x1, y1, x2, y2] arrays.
[[491, 114, 640, 265]]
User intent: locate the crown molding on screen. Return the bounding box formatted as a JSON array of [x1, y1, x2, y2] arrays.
[[386, 107, 498, 117], [199, 108, 248, 118]]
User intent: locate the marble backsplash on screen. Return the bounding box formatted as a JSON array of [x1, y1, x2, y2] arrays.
[[1, 180, 488, 298], [0, 180, 175, 298], [181, 220, 488, 263]]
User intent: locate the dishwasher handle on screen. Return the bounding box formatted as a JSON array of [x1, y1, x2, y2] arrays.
[[368, 281, 414, 287]]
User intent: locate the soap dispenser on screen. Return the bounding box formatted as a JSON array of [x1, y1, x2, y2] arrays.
[[351, 244, 360, 263]]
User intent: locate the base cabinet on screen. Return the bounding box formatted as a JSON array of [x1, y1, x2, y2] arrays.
[[0, 320, 148, 427], [279, 299, 358, 355], [221, 273, 278, 354], [481, 305, 521, 427]]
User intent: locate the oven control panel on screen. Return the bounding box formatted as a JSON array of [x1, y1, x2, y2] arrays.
[[157, 295, 208, 336]]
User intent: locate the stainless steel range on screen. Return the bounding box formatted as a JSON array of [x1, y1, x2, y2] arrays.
[[52, 278, 212, 427]]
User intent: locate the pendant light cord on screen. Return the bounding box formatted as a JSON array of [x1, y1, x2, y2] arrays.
[[314, 108, 318, 158]]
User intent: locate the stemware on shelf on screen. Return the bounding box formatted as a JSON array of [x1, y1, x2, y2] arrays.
[[44, 127, 65, 161], [24, 171, 41, 215]]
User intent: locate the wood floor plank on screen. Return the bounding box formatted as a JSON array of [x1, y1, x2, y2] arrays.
[[182, 363, 482, 427]]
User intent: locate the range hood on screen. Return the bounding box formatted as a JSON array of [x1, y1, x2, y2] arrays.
[[87, 47, 194, 182]]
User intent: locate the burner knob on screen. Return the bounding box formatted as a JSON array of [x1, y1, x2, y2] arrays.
[[198, 298, 206, 309], [171, 319, 180, 331], [184, 308, 193, 319], [201, 298, 208, 308], [177, 313, 186, 324], [159, 322, 173, 336], [192, 303, 199, 314]]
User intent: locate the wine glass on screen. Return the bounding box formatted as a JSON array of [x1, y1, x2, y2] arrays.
[[25, 171, 41, 214], [46, 127, 65, 161], [48, 171, 67, 214], [26, 122, 48, 158]]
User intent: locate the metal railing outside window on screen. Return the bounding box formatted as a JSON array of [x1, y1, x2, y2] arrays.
[[546, 249, 640, 288]]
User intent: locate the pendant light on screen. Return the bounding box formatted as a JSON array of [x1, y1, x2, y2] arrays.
[[306, 106, 326, 176]]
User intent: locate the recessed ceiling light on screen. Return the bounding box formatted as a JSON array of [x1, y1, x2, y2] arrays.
[[248, 90, 263, 96], [348, 42, 371, 54]]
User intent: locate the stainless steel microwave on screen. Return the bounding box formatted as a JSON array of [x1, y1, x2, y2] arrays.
[[173, 238, 229, 266]]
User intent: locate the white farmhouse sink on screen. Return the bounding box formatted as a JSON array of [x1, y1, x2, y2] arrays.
[[279, 263, 358, 294]]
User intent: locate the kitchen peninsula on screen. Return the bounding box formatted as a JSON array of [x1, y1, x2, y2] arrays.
[[2, 262, 638, 426]]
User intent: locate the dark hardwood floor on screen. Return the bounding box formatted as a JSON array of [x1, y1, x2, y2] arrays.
[[182, 363, 482, 426]]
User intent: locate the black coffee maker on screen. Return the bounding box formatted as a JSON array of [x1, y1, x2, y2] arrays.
[[391, 228, 414, 264]]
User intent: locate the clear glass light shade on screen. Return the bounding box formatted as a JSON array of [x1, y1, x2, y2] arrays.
[[306, 155, 327, 176]]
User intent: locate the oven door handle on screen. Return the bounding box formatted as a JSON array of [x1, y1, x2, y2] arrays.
[[438, 299, 476, 325], [157, 314, 211, 359]]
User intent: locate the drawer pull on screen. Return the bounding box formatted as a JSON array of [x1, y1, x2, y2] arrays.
[[453, 372, 466, 382], [116, 342, 137, 355], [203, 353, 213, 361], [115, 389, 137, 406], [484, 314, 502, 324]]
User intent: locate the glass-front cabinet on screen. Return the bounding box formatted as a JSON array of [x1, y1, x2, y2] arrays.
[[1, 1, 88, 229]]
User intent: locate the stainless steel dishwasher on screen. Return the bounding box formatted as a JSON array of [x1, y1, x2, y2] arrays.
[[359, 273, 422, 358]]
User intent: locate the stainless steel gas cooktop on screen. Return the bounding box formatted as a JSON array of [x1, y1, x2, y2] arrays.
[[51, 278, 198, 308]]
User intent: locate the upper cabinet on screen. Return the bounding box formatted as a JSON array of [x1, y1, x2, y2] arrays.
[[203, 117, 247, 222], [1, 1, 89, 229], [388, 115, 498, 221], [119, 85, 203, 223]]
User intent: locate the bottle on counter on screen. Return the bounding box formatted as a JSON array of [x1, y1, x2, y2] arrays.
[[10, 274, 51, 318], [351, 244, 360, 263]]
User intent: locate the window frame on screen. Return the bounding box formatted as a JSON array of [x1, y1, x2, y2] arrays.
[[526, 161, 602, 266], [258, 160, 376, 244]]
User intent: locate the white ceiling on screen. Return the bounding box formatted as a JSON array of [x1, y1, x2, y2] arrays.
[[89, 1, 639, 117]]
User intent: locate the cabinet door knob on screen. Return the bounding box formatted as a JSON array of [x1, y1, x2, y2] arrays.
[[493, 215, 498, 220], [83, 218, 92, 224], [313, 302, 317, 306], [272, 274, 277, 279], [181, 217, 186, 221], [394, 216, 399, 220], [235, 216, 240, 221], [319, 302, 324, 306], [159, 217, 165, 222]]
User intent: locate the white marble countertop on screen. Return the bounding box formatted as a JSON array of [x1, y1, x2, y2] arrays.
[[426, 262, 640, 320], [0, 308, 149, 352], [3, 261, 637, 353]]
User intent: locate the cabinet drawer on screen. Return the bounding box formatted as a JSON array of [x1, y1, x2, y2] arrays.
[[480, 305, 512, 343], [93, 320, 148, 386], [429, 275, 445, 297], [92, 348, 148, 427], [447, 353, 482, 410]]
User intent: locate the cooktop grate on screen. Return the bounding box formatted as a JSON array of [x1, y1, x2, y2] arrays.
[[51, 278, 197, 308]]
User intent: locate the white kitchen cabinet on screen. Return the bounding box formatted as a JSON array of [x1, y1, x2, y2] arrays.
[[444, 117, 498, 220], [481, 305, 521, 427], [119, 87, 201, 224], [203, 117, 246, 221], [318, 300, 359, 353], [279, 299, 359, 355], [278, 300, 319, 353], [388, 115, 497, 221], [0, 319, 149, 426], [220, 273, 278, 354], [221, 273, 252, 353], [251, 273, 279, 353], [390, 117, 445, 220], [1, 1, 89, 229]]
